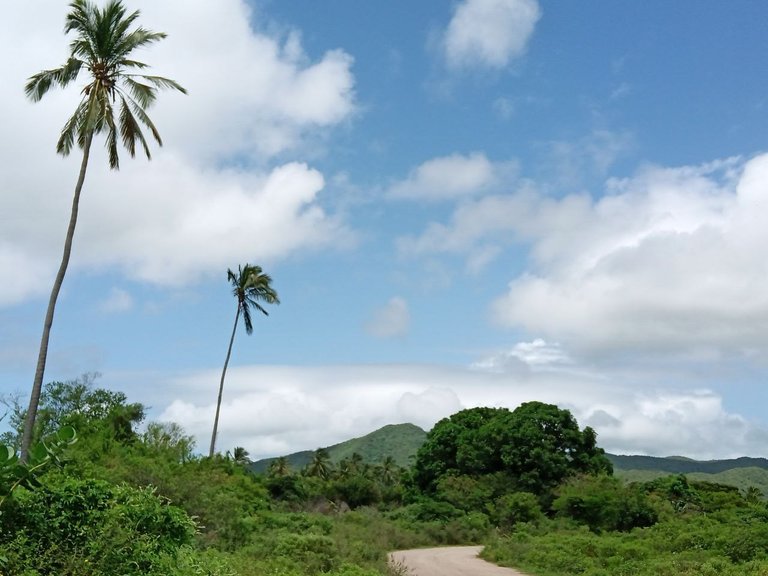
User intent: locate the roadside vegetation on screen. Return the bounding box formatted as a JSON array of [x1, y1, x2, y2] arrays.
[[3, 376, 768, 575]]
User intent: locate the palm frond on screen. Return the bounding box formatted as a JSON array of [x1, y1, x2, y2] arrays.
[[241, 302, 254, 335], [119, 58, 150, 70], [118, 95, 150, 159], [56, 100, 89, 156], [126, 98, 162, 145], [135, 75, 187, 95], [112, 28, 166, 62], [25, 59, 83, 101], [122, 77, 155, 110], [102, 94, 120, 169]]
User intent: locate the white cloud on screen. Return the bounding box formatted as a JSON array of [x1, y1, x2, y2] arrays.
[[397, 184, 537, 269], [443, 0, 541, 70], [77, 158, 353, 284], [0, 1, 356, 304], [471, 338, 570, 372], [400, 152, 768, 361], [365, 297, 410, 339], [123, 1, 356, 164], [148, 361, 768, 461], [492, 155, 768, 359], [99, 288, 134, 314], [387, 153, 508, 201]]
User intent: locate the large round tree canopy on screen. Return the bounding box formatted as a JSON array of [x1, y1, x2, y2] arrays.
[[413, 402, 612, 495]]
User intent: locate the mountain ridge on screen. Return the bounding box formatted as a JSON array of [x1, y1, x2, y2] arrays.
[[250, 422, 768, 484]]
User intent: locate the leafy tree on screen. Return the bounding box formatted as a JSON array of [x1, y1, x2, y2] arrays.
[[21, 0, 185, 461], [8, 375, 145, 454], [553, 474, 658, 532], [413, 403, 612, 497], [210, 264, 279, 457], [490, 491, 544, 529], [412, 406, 505, 492], [497, 401, 612, 493], [142, 422, 195, 464]]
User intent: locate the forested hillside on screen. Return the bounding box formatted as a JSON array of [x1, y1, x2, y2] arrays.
[[607, 454, 768, 474], [250, 423, 426, 474]]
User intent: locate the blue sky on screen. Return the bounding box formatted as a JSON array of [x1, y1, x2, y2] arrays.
[[3, 0, 768, 459]]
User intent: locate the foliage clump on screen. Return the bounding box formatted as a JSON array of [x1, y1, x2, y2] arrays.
[[5, 377, 768, 576]]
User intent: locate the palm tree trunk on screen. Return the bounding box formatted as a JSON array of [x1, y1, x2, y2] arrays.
[[210, 305, 240, 457], [20, 132, 94, 462]]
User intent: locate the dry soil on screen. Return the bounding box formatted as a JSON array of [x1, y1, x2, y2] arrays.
[[388, 546, 528, 576]]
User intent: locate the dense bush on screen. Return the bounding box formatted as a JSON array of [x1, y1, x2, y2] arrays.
[[0, 475, 197, 575], [5, 383, 768, 576]]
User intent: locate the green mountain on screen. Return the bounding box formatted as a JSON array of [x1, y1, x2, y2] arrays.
[[609, 455, 768, 496], [250, 423, 426, 474], [607, 454, 768, 475], [250, 423, 768, 495]]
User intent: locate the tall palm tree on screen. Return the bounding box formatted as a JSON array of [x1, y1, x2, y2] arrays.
[[20, 0, 185, 461], [209, 264, 279, 457]]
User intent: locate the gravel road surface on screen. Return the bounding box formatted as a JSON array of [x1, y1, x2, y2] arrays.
[[388, 546, 528, 576]]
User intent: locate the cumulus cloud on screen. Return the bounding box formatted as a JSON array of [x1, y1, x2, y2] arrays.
[[492, 155, 768, 358], [443, 0, 541, 70], [387, 153, 506, 201], [397, 184, 537, 271], [121, 2, 356, 163], [400, 152, 768, 361], [149, 361, 768, 461], [0, 1, 356, 304], [365, 297, 410, 339]]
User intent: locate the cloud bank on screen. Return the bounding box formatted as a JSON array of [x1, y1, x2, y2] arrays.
[[152, 356, 768, 461]]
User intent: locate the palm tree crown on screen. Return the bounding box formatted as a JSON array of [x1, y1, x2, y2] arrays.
[[25, 0, 186, 169], [230, 264, 280, 334]]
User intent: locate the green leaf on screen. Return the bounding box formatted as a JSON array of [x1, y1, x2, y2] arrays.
[[0, 445, 15, 464], [57, 426, 77, 442], [28, 443, 50, 465]]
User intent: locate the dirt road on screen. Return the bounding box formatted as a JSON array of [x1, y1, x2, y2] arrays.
[[388, 546, 528, 576]]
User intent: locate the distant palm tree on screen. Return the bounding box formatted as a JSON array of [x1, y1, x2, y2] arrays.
[[268, 456, 290, 478], [21, 0, 185, 461], [232, 446, 251, 466], [306, 447, 332, 480], [209, 264, 279, 457], [378, 455, 399, 486]]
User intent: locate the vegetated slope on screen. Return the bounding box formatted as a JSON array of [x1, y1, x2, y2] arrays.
[[615, 466, 768, 496], [607, 453, 768, 474], [251, 423, 768, 490], [250, 423, 426, 474]]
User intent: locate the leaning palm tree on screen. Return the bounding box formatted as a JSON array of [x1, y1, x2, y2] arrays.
[[209, 264, 279, 457], [20, 0, 186, 460]]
